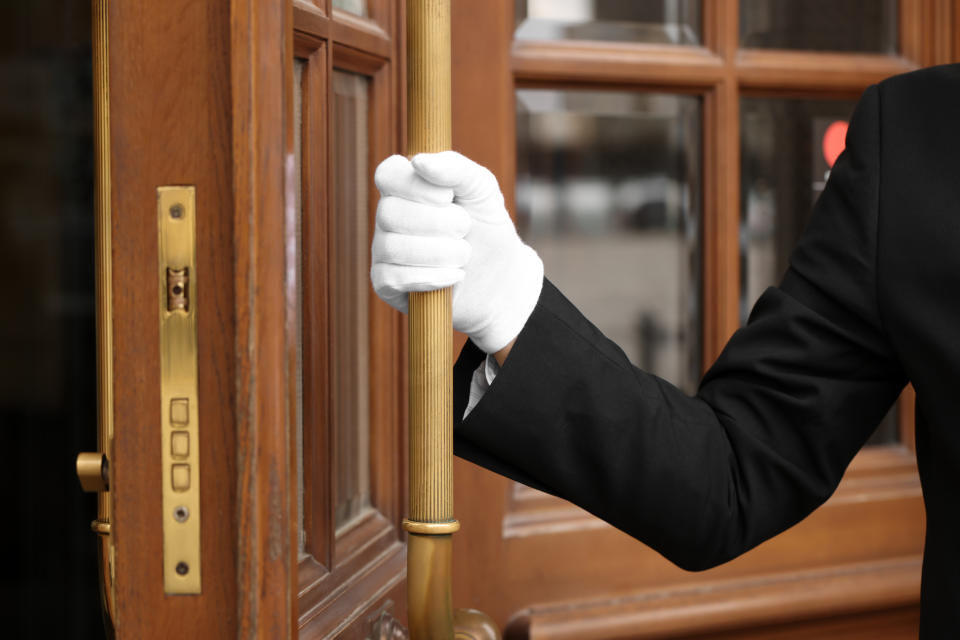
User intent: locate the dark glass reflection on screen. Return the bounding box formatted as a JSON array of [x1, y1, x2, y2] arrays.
[[0, 1, 104, 637], [517, 89, 702, 394], [516, 0, 701, 45], [740, 96, 898, 445], [740, 0, 897, 53]]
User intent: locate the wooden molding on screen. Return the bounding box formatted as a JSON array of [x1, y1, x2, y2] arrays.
[[297, 513, 405, 623], [294, 3, 409, 637], [298, 541, 407, 637], [294, 0, 331, 41], [955, 0, 960, 61], [294, 0, 394, 58], [231, 0, 295, 636], [503, 445, 918, 540], [332, 8, 392, 60], [736, 50, 917, 94], [504, 556, 921, 640], [513, 40, 724, 89], [702, 79, 741, 365], [901, 0, 957, 67]]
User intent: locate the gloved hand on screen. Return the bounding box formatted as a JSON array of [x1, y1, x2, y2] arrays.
[[371, 151, 543, 354]]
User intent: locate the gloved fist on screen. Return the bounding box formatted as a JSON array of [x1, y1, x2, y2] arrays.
[[371, 151, 543, 354]]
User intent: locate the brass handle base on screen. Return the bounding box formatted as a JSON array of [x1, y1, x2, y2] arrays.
[[454, 609, 501, 640], [402, 519, 460, 535]]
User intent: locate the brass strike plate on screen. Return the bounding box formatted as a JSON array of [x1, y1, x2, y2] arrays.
[[157, 186, 201, 594]]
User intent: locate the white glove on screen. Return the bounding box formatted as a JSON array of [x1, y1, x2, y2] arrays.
[[371, 151, 543, 354]]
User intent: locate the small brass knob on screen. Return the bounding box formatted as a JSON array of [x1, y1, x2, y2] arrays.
[[76, 452, 109, 492]]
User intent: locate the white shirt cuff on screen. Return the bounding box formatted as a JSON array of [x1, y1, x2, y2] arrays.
[[463, 354, 500, 418]]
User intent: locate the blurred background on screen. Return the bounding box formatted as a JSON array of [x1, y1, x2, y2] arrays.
[[512, 0, 900, 439]]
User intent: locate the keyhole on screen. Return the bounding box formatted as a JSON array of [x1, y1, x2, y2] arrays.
[[166, 267, 189, 312]]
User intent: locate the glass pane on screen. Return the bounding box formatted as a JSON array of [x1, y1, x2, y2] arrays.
[[515, 0, 701, 45], [740, 97, 856, 318], [740, 0, 897, 53], [332, 70, 372, 531], [741, 96, 898, 444], [333, 0, 367, 17], [517, 89, 702, 394]]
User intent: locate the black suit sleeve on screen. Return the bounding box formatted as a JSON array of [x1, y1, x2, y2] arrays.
[[452, 84, 907, 570]]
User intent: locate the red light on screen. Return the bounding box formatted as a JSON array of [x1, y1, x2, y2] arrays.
[[822, 120, 848, 168]]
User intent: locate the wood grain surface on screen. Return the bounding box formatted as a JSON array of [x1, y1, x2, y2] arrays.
[[110, 0, 239, 636]]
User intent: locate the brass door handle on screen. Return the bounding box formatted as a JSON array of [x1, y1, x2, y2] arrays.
[[76, 452, 111, 535], [76, 452, 109, 492]]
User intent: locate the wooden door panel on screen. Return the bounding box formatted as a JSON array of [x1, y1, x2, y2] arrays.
[[105, 0, 295, 636], [455, 462, 923, 629], [689, 608, 921, 640], [106, 0, 410, 636], [109, 0, 241, 636], [503, 557, 920, 639], [293, 1, 409, 637], [510, 606, 921, 640]]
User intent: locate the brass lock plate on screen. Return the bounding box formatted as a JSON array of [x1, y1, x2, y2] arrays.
[[157, 186, 201, 594]]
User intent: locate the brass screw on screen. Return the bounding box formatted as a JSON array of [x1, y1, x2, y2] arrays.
[[175, 562, 189, 576], [169, 203, 184, 219]]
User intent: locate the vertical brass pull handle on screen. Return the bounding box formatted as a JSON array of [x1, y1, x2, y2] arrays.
[[405, 1, 499, 638], [406, 1, 456, 638]]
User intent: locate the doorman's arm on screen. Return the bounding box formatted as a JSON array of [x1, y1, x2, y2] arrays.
[[451, 84, 908, 570]]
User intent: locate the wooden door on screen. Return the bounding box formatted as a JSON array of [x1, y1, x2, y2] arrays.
[[99, 1, 249, 636], [93, 0, 293, 636], [448, 2, 958, 638], [90, 0, 413, 637]]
